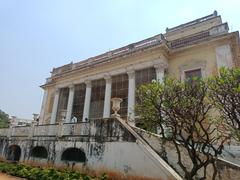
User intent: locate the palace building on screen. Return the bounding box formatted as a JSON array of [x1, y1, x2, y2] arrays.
[[0, 11, 239, 179], [39, 11, 240, 125]]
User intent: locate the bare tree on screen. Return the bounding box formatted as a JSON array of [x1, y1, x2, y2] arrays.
[[136, 78, 229, 180]]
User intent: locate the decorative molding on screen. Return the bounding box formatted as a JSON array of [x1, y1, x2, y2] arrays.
[[154, 62, 168, 72], [54, 55, 169, 88], [179, 59, 207, 80], [153, 55, 169, 73], [127, 70, 135, 79], [104, 74, 112, 84], [55, 88, 60, 94]]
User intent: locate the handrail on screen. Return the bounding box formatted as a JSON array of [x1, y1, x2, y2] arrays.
[[36, 123, 59, 126], [63, 122, 89, 125], [217, 157, 240, 168], [12, 125, 30, 128], [115, 116, 182, 180]]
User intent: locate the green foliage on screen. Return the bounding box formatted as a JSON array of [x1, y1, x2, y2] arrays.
[[0, 109, 9, 128], [136, 76, 228, 179], [98, 173, 108, 180], [208, 67, 240, 141], [135, 80, 164, 133], [0, 161, 107, 180]]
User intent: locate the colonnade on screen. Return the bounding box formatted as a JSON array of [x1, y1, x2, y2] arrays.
[[40, 60, 168, 124]]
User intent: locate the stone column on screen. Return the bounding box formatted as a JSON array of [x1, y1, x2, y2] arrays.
[[65, 85, 75, 123], [50, 88, 60, 124], [39, 89, 48, 125], [103, 75, 112, 118], [127, 70, 135, 121], [154, 62, 168, 83], [154, 61, 168, 135], [83, 80, 92, 121]]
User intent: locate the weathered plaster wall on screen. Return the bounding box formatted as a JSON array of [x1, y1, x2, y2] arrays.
[[165, 16, 222, 41], [131, 126, 240, 180], [43, 88, 54, 124], [0, 118, 181, 180], [215, 44, 233, 69], [216, 159, 240, 180], [168, 44, 219, 80]]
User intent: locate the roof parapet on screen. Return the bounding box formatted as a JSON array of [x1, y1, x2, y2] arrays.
[[169, 23, 229, 49], [166, 10, 218, 33], [47, 11, 231, 81], [51, 34, 164, 76]]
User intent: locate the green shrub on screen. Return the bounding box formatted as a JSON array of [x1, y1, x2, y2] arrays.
[[0, 161, 107, 180]]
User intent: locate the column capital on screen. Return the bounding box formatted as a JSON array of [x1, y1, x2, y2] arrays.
[[127, 70, 135, 79], [154, 62, 168, 72], [68, 84, 75, 91], [85, 80, 92, 88], [55, 88, 60, 94], [104, 74, 112, 84]]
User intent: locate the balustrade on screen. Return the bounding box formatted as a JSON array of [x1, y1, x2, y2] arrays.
[[0, 118, 126, 139], [0, 128, 9, 137], [34, 124, 59, 136], [11, 126, 31, 137], [61, 122, 90, 136], [50, 35, 163, 77]]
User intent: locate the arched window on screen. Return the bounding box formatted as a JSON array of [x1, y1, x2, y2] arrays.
[[61, 148, 86, 162], [6, 145, 21, 161], [30, 146, 48, 159]]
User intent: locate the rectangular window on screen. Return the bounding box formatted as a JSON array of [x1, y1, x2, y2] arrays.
[[185, 68, 202, 81], [111, 74, 128, 117], [135, 67, 156, 88], [135, 68, 156, 117], [72, 83, 86, 121], [89, 79, 106, 118]]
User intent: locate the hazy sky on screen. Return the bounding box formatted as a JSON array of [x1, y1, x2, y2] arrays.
[[0, 0, 239, 119]]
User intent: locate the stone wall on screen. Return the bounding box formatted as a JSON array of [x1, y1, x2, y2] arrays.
[[131, 125, 240, 180], [0, 118, 181, 180], [216, 159, 240, 180]]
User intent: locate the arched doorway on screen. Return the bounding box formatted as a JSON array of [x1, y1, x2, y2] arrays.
[[61, 148, 86, 162], [6, 145, 21, 161], [30, 146, 48, 159]]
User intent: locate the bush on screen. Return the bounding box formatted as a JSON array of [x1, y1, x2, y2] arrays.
[[0, 161, 105, 180]]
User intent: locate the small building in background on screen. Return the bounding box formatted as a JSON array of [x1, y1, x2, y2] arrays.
[[10, 116, 33, 127]]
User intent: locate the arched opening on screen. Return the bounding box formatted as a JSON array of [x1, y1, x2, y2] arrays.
[[6, 145, 21, 161], [30, 146, 48, 159], [61, 148, 86, 162]]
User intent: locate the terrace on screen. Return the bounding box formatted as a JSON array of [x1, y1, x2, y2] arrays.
[[0, 118, 135, 142]]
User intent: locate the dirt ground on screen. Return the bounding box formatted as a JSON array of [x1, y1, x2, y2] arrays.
[[0, 173, 25, 180]]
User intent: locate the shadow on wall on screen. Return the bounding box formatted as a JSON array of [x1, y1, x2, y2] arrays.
[[6, 145, 21, 161], [30, 146, 48, 159], [61, 148, 86, 163]]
